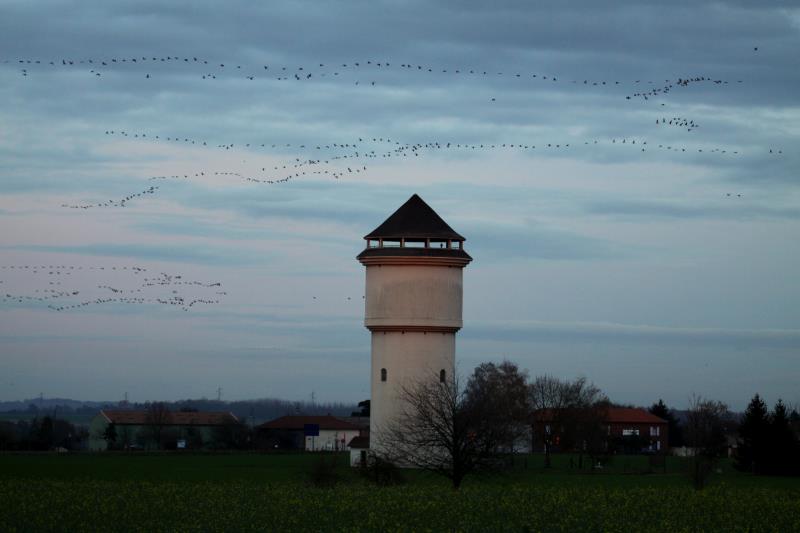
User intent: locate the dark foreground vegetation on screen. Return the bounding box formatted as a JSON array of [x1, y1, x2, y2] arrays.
[[1, 452, 799, 532]]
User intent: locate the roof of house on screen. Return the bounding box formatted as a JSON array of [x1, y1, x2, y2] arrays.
[[100, 410, 239, 426], [533, 407, 666, 425], [363, 194, 465, 240], [607, 407, 667, 424], [347, 435, 370, 449], [257, 415, 360, 431]]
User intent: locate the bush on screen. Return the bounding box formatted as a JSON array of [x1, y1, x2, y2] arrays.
[[307, 453, 340, 488], [361, 455, 405, 486], [691, 456, 714, 490]]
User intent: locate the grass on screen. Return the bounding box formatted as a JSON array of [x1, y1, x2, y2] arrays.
[[1, 452, 799, 531], [0, 451, 332, 484]]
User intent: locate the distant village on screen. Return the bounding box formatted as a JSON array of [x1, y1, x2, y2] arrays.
[[3, 391, 797, 475]]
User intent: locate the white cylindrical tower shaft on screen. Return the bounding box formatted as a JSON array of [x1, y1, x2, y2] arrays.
[[357, 194, 471, 455]]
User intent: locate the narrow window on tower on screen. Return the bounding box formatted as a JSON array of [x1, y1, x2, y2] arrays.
[[381, 368, 387, 382], [439, 369, 446, 383]]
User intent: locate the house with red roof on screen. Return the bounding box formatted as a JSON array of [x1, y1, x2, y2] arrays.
[[605, 407, 668, 452], [89, 409, 240, 451], [532, 406, 668, 454], [256, 415, 362, 451]]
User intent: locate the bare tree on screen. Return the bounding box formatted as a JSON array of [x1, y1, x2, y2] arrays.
[[685, 395, 729, 489], [563, 402, 610, 468], [560, 380, 608, 468], [529, 375, 608, 468], [144, 402, 170, 449], [529, 375, 568, 467], [380, 373, 497, 489], [464, 361, 530, 454]]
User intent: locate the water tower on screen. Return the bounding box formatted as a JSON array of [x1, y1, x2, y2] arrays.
[[357, 194, 471, 454]]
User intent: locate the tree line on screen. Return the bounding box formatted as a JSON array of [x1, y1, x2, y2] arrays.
[[0, 396, 357, 425], [737, 394, 800, 476], [376, 360, 800, 489], [0, 416, 88, 451]]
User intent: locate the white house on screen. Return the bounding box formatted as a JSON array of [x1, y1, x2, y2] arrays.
[[348, 435, 370, 467], [257, 415, 362, 451]]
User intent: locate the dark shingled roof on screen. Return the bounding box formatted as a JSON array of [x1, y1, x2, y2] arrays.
[[100, 410, 238, 426], [364, 194, 465, 240]]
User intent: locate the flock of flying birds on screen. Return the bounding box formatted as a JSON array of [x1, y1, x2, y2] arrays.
[[657, 117, 700, 132], [0, 263, 364, 312], [0, 265, 226, 312], [84, 123, 780, 208], [1, 47, 783, 313], [61, 186, 159, 209], [3, 54, 746, 103]]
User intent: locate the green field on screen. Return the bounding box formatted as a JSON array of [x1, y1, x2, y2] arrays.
[[1, 453, 799, 532]]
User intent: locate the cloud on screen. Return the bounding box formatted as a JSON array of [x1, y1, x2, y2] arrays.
[[466, 220, 624, 261], [2, 243, 266, 266], [463, 319, 800, 349], [584, 200, 800, 220], [0, 0, 798, 406]]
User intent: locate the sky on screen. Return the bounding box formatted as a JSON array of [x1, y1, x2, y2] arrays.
[[0, 0, 798, 411]]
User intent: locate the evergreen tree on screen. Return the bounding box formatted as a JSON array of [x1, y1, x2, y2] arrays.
[[791, 408, 800, 442], [736, 393, 769, 473], [766, 399, 798, 475], [648, 399, 683, 448], [103, 422, 118, 450]]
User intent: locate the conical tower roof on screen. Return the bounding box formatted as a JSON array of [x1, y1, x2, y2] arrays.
[[364, 194, 465, 241], [358, 194, 471, 266]]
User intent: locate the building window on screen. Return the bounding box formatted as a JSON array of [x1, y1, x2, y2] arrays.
[[622, 428, 639, 437], [380, 368, 387, 382], [439, 369, 446, 383]]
